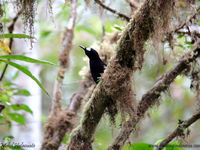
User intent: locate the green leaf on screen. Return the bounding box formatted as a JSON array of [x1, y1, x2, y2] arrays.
[[126, 143, 153, 150], [62, 134, 70, 144], [3, 135, 14, 141], [14, 89, 31, 96], [0, 55, 55, 65], [154, 138, 164, 145], [11, 104, 33, 114], [40, 30, 52, 38], [10, 145, 23, 150], [177, 34, 184, 39], [1, 18, 10, 23], [0, 33, 31, 39], [0, 59, 49, 96], [198, 20, 200, 25], [8, 113, 25, 124], [177, 44, 184, 48], [184, 41, 192, 45], [114, 25, 122, 31], [166, 142, 183, 150], [12, 71, 19, 80], [184, 41, 193, 48]]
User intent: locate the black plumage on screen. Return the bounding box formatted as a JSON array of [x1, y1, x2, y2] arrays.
[[80, 45, 107, 83]]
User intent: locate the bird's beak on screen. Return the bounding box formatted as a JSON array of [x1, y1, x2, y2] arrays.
[[79, 45, 90, 52]]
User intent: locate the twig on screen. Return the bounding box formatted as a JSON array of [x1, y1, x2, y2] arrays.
[[41, 0, 78, 149], [68, 79, 94, 112], [156, 111, 200, 150], [0, 9, 22, 82], [108, 46, 200, 150], [126, 0, 140, 9], [94, 0, 130, 21], [172, 9, 199, 34]]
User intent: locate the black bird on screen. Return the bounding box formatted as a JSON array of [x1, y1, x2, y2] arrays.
[[80, 45, 107, 83]]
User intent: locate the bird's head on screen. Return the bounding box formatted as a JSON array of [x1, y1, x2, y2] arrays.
[[80, 45, 100, 60]]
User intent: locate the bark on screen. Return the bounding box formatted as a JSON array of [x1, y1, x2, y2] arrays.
[[41, 0, 78, 149], [67, 0, 175, 149]]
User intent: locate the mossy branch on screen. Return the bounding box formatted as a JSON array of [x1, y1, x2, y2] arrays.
[[156, 110, 200, 150], [67, 0, 176, 149], [41, 0, 78, 149], [108, 46, 200, 150]]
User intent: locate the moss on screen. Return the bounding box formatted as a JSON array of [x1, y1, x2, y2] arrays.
[[101, 58, 136, 122], [14, 0, 51, 47], [42, 110, 75, 149]]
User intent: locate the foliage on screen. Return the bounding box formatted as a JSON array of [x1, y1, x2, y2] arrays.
[[0, 56, 52, 96], [0, 136, 23, 150], [124, 143, 153, 150], [0, 82, 31, 126]]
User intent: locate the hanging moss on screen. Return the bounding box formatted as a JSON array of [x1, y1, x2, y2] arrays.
[[16, 0, 36, 40], [14, 0, 52, 47]]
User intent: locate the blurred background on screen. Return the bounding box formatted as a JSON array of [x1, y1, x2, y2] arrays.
[[0, 0, 200, 149]]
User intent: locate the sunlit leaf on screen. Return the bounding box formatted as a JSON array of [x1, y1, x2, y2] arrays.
[[62, 134, 70, 144], [13, 89, 31, 96], [8, 113, 25, 124], [0, 59, 49, 96], [154, 138, 164, 145], [0, 55, 55, 65], [114, 25, 122, 31], [125, 143, 153, 150], [1, 18, 10, 23], [166, 141, 183, 150], [0, 33, 31, 39], [0, 40, 11, 53], [198, 20, 200, 25], [40, 30, 52, 38], [11, 104, 33, 114]]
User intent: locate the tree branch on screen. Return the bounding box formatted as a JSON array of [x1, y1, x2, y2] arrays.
[[68, 79, 94, 112], [126, 0, 140, 9], [156, 111, 200, 150], [94, 0, 130, 21], [108, 46, 200, 150], [67, 0, 176, 149], [170, 8, 199, 34], [41, 0, 78, 149]]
